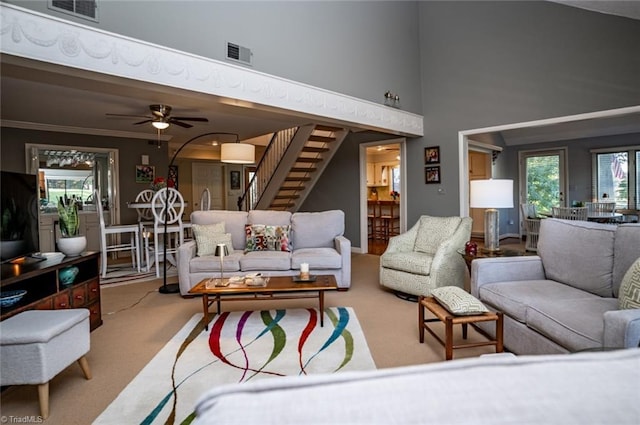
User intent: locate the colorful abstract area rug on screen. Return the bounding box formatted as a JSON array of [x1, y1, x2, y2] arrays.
[[93, 307, 376, 425]]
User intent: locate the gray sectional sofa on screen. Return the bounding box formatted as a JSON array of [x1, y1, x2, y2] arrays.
[[471, 218, 640, 354], [177, 209, 351, 296]]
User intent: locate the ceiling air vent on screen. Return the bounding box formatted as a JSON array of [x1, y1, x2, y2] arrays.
[[226, 42, 252, 66], [49, 0, 98, 21]]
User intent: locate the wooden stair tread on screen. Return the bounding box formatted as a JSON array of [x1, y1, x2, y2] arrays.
[[302, 146, 329, 153], [308, 135, 336, 143], [285, 177, 311, 182]]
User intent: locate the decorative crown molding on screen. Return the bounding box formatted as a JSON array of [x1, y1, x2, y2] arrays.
[[1, 3, 423, 137]]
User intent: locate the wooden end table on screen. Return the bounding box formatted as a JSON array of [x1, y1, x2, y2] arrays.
[[418, 295, 503, 360], [188, 274, 338, 330]]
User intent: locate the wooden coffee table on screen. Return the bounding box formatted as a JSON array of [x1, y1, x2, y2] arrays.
[[188, 275, 338, 330]]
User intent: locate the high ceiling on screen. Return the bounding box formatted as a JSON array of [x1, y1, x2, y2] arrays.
[[1, 2, 639, 157]]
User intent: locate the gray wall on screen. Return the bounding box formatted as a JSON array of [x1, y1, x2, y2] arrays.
[[411, 1, 640, 227], [8, 1, 423, 114], [4, 1, 640, 248]]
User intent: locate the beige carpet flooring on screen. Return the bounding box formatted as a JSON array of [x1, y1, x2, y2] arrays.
[[1, 253, 502, 425]]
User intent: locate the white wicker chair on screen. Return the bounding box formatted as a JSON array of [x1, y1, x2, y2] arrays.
[[552, 206, 588, 221]]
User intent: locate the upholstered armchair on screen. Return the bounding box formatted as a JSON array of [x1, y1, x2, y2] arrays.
[[379, 215, 472, 297]]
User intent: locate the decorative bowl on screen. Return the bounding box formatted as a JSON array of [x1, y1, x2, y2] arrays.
[[0, 289, 27, 308], [59, 266, 80, 286]]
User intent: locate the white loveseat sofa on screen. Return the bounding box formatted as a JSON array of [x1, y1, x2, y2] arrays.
[[471, 218, 640, 354], [177, 209, 351, 296]]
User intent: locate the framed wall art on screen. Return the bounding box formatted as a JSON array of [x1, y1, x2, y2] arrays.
[[425, 166, 441, 184], [135, 165, 154, 184], [230, 170, 241, 190], [168, 165, 179, 189], [425, 146, 440, 164]]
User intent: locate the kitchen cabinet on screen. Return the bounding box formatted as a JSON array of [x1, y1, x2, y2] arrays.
[[366, 163, 390, 187]]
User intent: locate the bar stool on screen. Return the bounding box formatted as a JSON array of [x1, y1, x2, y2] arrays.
[[377, 200, 400, 242]]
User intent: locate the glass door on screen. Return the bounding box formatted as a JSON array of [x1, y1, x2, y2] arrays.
[[519, 149, 567, 215]]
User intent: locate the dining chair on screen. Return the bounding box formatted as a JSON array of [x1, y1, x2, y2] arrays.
[[585, 202, 616, 214], [200, 188, 211, 211], [95, 189, 141, 278], [147, 188, 185, 277], [551, 206, 588, 221], [134, 189, 155, 223]]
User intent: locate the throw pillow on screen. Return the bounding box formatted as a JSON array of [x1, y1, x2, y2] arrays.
[[431, 286, 489, 316], [619, 257, 640, 310], [191, 222, 228, 256], [245, 224, 292, 252]]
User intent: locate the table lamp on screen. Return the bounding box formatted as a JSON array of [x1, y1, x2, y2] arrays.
[[215, 243, 229, 284], [470, 179, 514, 252]]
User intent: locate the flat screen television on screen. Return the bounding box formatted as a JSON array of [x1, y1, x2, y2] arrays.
[[1, 171, 40, 262]]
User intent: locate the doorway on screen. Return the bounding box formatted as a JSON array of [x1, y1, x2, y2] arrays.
[[359, 139, 406, 254], [468, 150, 492, 238], [518, 148, 568, 215]]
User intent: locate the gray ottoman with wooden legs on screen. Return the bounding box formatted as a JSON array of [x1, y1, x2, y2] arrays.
[[0, 309, 92, 419]]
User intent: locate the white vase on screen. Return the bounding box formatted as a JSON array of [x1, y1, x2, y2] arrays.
[[57, 236, 87, 257]]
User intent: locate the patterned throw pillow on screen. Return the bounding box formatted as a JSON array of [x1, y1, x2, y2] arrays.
[[191, 222, 229, 256], [431, 286, 489, 316], [619, 258, 640, 310], [245, 224, 292, 252]]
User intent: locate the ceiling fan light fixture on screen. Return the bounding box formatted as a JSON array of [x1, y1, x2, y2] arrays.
[[152, 121, 170, 130], [220, 142, 255, 164]]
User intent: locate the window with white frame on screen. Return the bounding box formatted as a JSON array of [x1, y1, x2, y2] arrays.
[[592, 147, 639, 210]]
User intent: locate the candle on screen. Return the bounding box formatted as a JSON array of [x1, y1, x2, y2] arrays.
[[300, 263, 309, 280]]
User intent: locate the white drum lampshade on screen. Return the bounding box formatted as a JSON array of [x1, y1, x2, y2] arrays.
[[470, 179, 514, 252], [220, 142, 255, 164]]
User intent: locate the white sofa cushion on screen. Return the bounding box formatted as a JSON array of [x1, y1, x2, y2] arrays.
[[248, 210, 292, 226], [291, 210, 344, 249], [526, 297, 618, 351], [538, 219, 616, 297], [240, 251, 291, 271], [189, 252, 242, 273], [479, 280, 599, 323], [291, 248, 342, 269]]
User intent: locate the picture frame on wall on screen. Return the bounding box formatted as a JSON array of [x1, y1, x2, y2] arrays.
[[425, 166, 441, 184], [230, 170, 241, 190], [135, 165, 154, 184], [425, 146, 440, 164], [168, 165, 179, 189]]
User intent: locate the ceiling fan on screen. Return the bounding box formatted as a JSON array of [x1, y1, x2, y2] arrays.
[[106, 104, 209, 129]]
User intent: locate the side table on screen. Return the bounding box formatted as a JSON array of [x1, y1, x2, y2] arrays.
[[457, 248, 526, 274], [418, 296, 503, 360]]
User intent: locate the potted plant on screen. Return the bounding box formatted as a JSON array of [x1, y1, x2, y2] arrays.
[[57, 197, 86, 256], [0, 198, 28, 261]]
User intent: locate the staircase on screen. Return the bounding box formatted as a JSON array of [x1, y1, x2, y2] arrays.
[[240, 124, 348, 212]]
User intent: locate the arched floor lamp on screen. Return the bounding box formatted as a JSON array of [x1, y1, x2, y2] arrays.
[[159, 132, 254, 294]]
